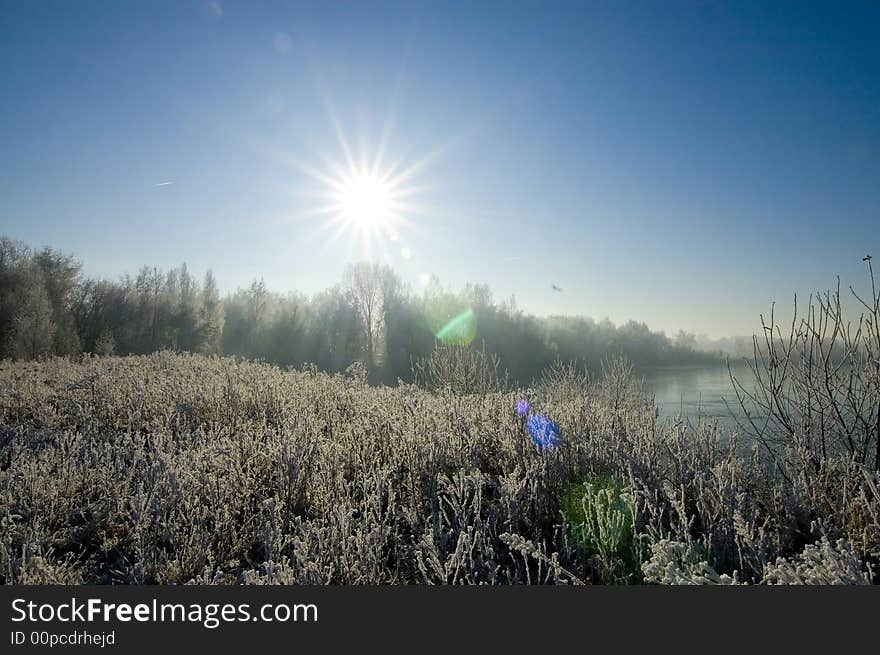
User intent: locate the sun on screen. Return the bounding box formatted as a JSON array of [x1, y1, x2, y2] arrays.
[[289, 108, 436, 259], [339, 173, 393, 229], [314, 161, 410, 254]]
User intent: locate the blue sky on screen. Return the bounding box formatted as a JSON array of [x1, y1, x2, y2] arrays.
[[1, 1, 878, 337]]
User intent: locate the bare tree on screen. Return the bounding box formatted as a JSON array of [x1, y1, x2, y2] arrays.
[[198, 270, 224, 354], [345, 262, 385, 367], [730, 259, 880, 475], [7, 269, 56, 360]]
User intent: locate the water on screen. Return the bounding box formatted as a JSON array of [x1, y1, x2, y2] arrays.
[[640, 364, 751, 432]]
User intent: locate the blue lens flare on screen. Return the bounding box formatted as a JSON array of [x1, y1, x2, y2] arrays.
[[527, 413, 560, 450]]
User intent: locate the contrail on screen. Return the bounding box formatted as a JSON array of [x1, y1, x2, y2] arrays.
[[152, 181, 174, 187]]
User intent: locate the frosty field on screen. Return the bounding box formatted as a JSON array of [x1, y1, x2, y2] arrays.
[[2, 352, 876, 585]]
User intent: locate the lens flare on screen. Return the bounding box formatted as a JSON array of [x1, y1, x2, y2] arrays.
[[433, 308, 477, 346], [424, 290, 477, 345], [514, 399, 530, 415], [527, 413, 561, 451]]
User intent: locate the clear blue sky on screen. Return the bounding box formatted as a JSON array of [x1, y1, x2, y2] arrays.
[[2, 1, 878, 337]]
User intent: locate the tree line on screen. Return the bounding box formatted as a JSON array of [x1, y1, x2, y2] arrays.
[[0, 237, 719, 385]]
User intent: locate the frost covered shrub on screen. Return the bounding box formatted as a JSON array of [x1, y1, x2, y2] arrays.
[[642, 539, 741, 585], [762, 537, 873, 585], [0, 352, 878, 585], [563, 474, 642, 583], [412, 343, 508, 395]]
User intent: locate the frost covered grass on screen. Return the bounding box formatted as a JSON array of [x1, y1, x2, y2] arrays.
[[0, 352, 877, 584]]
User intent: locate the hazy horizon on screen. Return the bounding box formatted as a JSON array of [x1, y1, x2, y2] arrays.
[[3, 231, 867, 351], [2, 1, 879, 339]]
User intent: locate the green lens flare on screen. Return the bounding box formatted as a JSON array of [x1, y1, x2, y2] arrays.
[[435, 308, 477, 345], [424, 291, 478, 345]]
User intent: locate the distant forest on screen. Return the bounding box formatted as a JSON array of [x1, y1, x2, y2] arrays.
[[0, 237, 721, 385]]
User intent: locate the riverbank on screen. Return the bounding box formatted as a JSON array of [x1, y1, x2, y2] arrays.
[[1, 352, 877, 584]]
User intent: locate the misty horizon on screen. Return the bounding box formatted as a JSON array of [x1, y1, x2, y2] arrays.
[[2, 233, 826, 348]]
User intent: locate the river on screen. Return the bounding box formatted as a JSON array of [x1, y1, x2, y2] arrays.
[[640, 364, 753, 432]]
